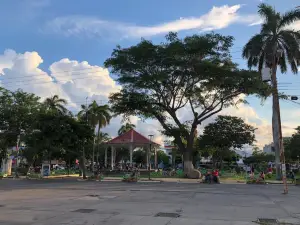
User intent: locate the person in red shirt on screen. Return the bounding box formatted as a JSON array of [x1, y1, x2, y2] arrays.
[[267, 167, 272, 174], [212, 169, 220, 183]]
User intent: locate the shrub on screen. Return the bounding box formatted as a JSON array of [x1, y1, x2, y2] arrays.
[[266, 173, 272, 179], [17, 167, 29, 176], [26, 173, 43, 179]]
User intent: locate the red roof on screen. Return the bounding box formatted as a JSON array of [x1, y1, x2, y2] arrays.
[[105, 129, 159, 146]]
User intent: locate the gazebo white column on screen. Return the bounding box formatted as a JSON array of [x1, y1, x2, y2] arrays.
[[129, 144, 133, 167], [105, 147, 108, 168], [111, 146, 115, 170]]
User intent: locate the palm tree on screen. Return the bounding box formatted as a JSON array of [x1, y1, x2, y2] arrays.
[[242, 3, 300, 180], [118, 122, 136, 135], [78, 101, 112, 170], [44, 95, 69, 115], [95, 132, 111, 166]]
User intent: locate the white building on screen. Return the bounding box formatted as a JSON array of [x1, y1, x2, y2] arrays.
[[263, 143, 275, 155]]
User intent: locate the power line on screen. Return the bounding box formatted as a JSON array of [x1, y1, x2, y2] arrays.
[[0, 67, 103, 81]]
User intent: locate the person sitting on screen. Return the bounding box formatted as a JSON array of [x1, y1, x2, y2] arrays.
[[289, 171, 295, 183], [204, 171, 212, 183], [267, 167, 273, 175], [212, 169, 220, 183], [256, 171, 265, 183]]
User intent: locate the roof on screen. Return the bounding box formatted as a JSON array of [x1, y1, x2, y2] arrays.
[[105, 129, 160, 146]]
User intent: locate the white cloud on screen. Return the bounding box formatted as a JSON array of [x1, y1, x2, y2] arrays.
[[0, 49, 163, 144], [2, 49, 292, 151], [288, 20, 300, 31], [45, 5, 261, 39]]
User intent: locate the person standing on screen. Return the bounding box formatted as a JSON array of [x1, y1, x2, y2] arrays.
[[251, 164, 255, 174]]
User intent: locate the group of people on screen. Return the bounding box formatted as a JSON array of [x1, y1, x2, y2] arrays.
[[203, 169, 220, 184]]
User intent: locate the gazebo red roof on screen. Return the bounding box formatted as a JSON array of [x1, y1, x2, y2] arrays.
[[105, 129, 160, 146]]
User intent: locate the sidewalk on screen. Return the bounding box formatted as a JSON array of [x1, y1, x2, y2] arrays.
[[3, 175, 294, 185]]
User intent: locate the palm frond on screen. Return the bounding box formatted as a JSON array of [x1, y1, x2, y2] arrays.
[[258, 3, 277, 25], [242, 34, 267, 60], [278, 50, 287, 73], [278, 30, 300, 73], [258, 52, 265, 72], [279, 8, 300, 29]]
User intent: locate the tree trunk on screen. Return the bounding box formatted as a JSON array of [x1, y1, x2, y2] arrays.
[[68, 158, 70, 176], [81, 148, 87, 179], [183, 151, 194, 174], [271, 56, 282, 180], [96, 126, 101, 169], [220, 156, 223, 170], [172, 149, 176, 169], [96, 128, 101, 168]]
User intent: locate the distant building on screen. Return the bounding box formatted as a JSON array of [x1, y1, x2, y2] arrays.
[[263, 143, 275, 155]]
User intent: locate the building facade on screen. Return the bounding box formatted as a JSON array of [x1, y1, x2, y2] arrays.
[[263, 143, 275, 155]]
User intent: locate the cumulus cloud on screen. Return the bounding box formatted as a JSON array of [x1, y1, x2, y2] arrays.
[[288, 20, 300, 31], [0, 49, 288, 150], [0, 49, 163, 144], [45, 5, 261, 39]]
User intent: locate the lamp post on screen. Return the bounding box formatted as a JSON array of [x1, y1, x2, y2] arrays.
[[297, 156, 299, 168], [148, 134, 154, 180]]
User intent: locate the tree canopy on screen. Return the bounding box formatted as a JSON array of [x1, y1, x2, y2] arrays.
[[198, 115, 256, 167], [44, 95, 69, 115], [199, 115, 256, 150], [283, 127, 300, 161], [105, 32, 269, 173]]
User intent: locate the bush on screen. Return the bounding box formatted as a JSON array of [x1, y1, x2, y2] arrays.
[[122, 177, 138, 182], [17, 167, 29, 176], [266, 173, 272, 179], [88, 174, 103, 181]]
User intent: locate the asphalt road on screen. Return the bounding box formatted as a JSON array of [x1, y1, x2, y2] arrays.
[[0, 179, 300, 225]]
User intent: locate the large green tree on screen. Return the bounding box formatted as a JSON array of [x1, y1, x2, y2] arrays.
[[0, 88, 41, 164], [25, 113, 94, 179], [105, 32, 268, 176], [242, 3, 300, 179], [199, 115, 256, 168]]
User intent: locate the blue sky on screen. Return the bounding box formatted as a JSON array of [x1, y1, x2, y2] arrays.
[[0, 0, 300, 148]]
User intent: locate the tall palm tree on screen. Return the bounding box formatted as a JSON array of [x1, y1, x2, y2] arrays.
[[118, 122, 136, 135], [78, 101, 112, 170], [242, 3, 300, 180], [44, 95, 69, 115]]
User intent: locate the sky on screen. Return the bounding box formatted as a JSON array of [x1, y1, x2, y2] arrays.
[[0, 0, 300, 153]]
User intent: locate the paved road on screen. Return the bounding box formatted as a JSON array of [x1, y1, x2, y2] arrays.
[[0, 179, 300, 225]]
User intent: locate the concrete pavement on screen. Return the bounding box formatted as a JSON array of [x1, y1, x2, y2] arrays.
[[0, 179, 300, 224]]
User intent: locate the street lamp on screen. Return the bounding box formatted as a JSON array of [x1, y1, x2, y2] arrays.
[[148, 134, 154, 180]]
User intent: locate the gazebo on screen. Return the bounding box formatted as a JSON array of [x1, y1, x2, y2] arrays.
[[104, 129, 160, 170]]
